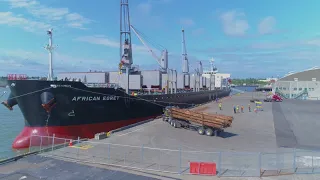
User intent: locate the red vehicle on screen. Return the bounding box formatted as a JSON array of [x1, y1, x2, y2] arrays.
[[264, 94, 283, 102], [272, 94, 283, 102]]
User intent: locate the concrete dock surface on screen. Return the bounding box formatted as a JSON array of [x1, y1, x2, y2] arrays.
[[1, 92, 320, 179]]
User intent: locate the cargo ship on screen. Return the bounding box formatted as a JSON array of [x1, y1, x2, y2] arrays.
[[2, 0, 231, 149]]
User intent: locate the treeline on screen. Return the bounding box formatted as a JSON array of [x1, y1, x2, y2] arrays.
[[231, 78, 268, 86]]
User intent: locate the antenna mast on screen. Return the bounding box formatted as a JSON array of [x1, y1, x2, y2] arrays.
[[46, 29, 54, 81], [210, 57, 217, 72], [120, 0, 132, 93], [181, 28, 189, 74]]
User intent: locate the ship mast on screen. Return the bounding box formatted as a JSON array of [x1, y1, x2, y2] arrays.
[[46, 29, 54, 81], [120, 0, 133, 94]]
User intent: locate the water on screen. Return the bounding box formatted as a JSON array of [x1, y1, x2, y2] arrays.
[[0, 87, 25, 159], [233, 86, 257, 92]]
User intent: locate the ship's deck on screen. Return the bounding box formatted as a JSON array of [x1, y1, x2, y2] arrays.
[[1, 92, 320, 179]]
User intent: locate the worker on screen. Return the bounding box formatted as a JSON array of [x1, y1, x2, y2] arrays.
[[248, 104, 251, 112], [236, 105, 239, 113], [233, 105, 236, 114], [218, 102, 222, 110], [241, 105, 244, 113]]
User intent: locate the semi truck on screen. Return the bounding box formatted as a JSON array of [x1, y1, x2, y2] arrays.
[[163, 107, 233, 136]]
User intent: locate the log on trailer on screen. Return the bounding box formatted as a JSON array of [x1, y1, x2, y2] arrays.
[[168, 108, 233, 129]]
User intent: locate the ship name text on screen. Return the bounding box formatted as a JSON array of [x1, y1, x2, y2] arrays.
[[71, 96, 120, 101]]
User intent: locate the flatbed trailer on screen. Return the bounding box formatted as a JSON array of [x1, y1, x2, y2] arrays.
[[162, 106, 233, 136]]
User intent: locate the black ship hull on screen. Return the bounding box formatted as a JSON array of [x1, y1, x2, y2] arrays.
[[5, 80, 230, 149]]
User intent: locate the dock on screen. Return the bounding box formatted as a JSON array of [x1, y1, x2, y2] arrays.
[[1, 92, 320, 179]]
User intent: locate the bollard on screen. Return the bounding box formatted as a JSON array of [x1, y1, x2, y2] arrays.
[[77, 137, 80, 158], [29, 134, 32, 153], [107, 144, 110, 163], [218, 152, 222, 176], [51, 134, 55, 151], [179, 147, 182, 175], [158, 150, 161, 170], [141, 144, 144, 163], [293, 149, 296, 172], [40, 136, 43, 152], [258, 153, 262, 177]]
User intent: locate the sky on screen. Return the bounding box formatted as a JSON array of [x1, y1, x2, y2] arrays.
[[0, 0, 320, 78]]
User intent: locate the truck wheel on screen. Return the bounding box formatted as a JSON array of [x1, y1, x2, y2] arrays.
[[170, 120, 174, 126], [205, 128, 213, 136], [168, 117, 172, 124], [173, 121, 179, 128], [174, 121, 181, 128], [198, 127, 205, 135]]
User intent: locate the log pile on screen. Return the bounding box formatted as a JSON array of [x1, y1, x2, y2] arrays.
[[168, 108, 233, 129]]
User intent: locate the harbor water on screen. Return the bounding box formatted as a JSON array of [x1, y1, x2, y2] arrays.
[[0, 87, 25, 159]]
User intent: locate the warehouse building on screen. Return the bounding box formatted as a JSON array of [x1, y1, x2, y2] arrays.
[[272, 67, 320, 100]]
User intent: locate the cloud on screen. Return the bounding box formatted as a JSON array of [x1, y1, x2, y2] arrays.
[[131, 1, 165, 29], [5, 0, 92, 30], [219, 10, 249, 36], [75, 35, 118, 48], [190, 37, 320, 77], [74, 35, 151, 54], [304, 39, 320, 46], [0, 11, 51, 32], [0, 48, 119, 76], [258, 16, 276, 35], [192, 28, 206, 36], [179, 18, 195, 27]]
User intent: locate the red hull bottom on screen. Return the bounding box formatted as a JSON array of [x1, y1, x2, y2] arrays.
[[13, 116, 158, 149]]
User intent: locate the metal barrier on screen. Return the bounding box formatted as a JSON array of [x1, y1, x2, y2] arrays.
[[24, 134, 320, 177]]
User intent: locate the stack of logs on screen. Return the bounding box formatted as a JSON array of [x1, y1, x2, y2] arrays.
[[169, 108, 233, 129]]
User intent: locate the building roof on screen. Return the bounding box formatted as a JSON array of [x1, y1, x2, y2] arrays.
[[279, 67, 320, 81]]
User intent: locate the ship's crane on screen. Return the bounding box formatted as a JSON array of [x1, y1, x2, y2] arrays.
[[130, 25, 168, 72], [181, 29, 189, 74]]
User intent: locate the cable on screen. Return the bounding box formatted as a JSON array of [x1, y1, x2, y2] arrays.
[[132, 25, 165, 50], [6, 87, 53, 100]]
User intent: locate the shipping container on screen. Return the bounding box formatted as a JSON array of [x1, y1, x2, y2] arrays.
[[57, 72, 108, 83], [161, 74, 168, 89], [184, 74, 190, 87], [129, 74, 142, 90], [108, 71, 121, 84], [141, 70, 161, 88], [202, 77, 206, 87], [206, 77, 210, 89], [200, 77, 204, 87], [190, 74, 195, 89], [177, 74, 184, 89]]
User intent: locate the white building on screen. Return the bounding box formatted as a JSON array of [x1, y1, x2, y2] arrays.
[[214, 73, 231, 88], [202, 72, 231, 89], [273, 67, 320, 100]]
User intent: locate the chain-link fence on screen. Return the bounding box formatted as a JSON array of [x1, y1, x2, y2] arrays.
[[22, 134, 320, 177]]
